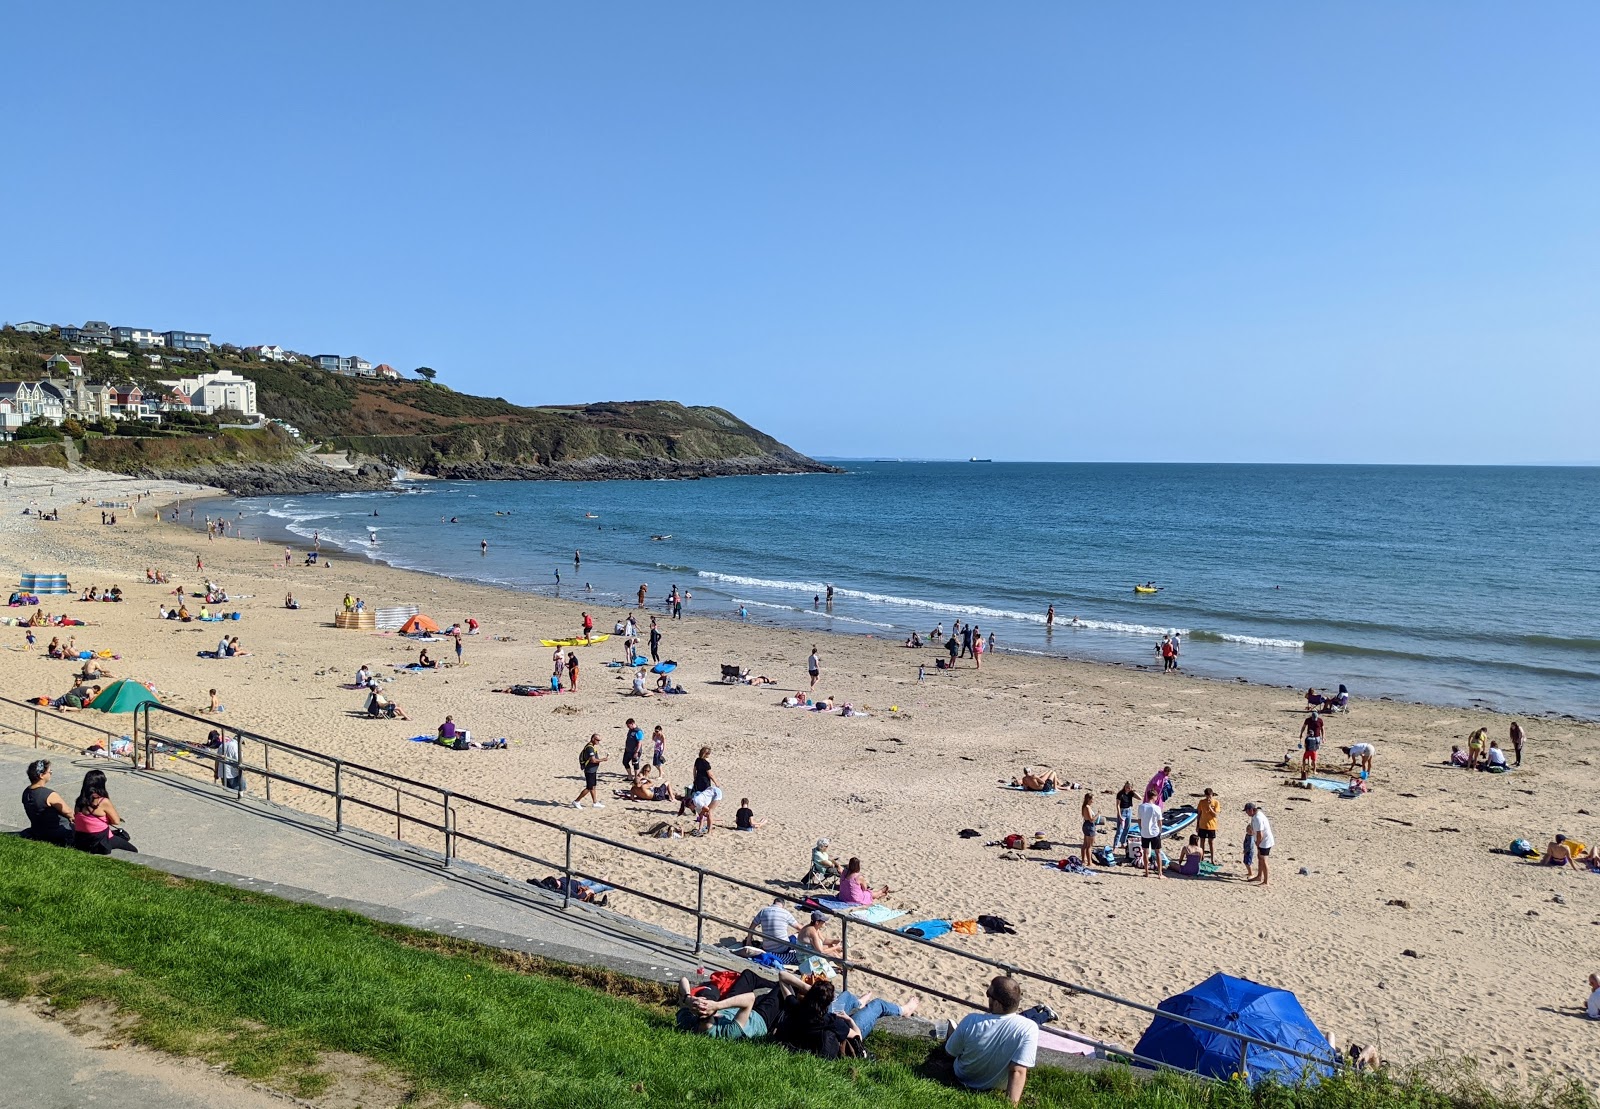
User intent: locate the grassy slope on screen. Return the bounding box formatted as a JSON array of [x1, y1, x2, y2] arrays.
[[0, 838, 1581, 1109], [79, 427, 302, 474]]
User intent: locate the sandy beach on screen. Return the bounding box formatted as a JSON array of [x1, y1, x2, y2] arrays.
[[1, 466, 1595, 1085]]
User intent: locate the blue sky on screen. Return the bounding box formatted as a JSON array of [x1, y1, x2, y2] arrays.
[[6, 3, 1598, 463]]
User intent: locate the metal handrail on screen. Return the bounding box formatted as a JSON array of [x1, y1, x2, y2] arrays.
[[121, 699, 1336, 1077], [0, 693, 136, 758]]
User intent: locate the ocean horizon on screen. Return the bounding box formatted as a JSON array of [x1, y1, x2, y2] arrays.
[[197, 461, 1600, 720]]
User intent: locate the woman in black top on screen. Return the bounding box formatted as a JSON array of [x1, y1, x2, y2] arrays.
[[1115, 780, 1137, 849], [775, 979, 858, 1059], [21, 758, 72, 846]]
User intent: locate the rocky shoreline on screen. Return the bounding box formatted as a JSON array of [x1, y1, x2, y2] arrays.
[[98, 452, 841, 496], [422, 453, 843, 482]]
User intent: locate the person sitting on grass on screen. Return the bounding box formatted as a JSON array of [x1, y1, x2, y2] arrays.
[[71, 769, 136, 854], [1013, 767, 1060, 792], [21, 758, 73, 847], [676, 969, 806, 1040], [938, 976, 1040, 1106]]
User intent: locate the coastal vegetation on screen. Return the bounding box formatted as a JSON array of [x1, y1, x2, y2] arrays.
[[0, 838, 1584, 1109], [0, 326, 831, 480]]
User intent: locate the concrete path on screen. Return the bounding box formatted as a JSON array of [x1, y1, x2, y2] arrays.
[[0, 1001, 292, 1109], [0, 740, 738, 985]]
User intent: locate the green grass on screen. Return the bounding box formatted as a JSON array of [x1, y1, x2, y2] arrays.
[[0, 837, 1587, 1109]]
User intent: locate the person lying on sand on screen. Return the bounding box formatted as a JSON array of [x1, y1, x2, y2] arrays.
[[1013, 767, 1060, 792], [1541, 835, 1579, 869]]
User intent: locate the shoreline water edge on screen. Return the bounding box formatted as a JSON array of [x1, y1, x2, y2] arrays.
[[193, 461, 1600, 721]]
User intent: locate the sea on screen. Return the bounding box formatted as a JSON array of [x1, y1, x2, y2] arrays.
[[197, 462, 1600, 719]]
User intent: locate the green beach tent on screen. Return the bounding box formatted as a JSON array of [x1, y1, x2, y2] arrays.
[[89, 679, 162, 715]]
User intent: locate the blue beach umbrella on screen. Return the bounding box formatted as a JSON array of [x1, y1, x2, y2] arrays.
[[1132, 973, 1334, 1085]]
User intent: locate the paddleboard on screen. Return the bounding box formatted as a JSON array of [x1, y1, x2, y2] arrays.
[[539, 634, 611, 647], [1161, 805, 1198, 837]]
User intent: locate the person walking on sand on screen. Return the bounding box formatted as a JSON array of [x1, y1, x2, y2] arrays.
[[972, 627, 984, 670], [807, 646, 821, 690], [651, 724, 667, 773], [961, 623, 973, 659], [581, 611, 594, 642], [453, 631, 464, 667], [649, 618, 661, 663], [1138, 790, 1164, 879], [566, 650, 579, 692], [1298, 710, 1324, 775], [1510, 721, 1526, 767], [1244, 802, 1274, 886], [623, 718, 643, 777], [1197, 787, 1220, 864], [573, 734, 606, 808]]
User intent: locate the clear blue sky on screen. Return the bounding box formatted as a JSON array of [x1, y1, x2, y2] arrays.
[[6, 3, 1598, 464]]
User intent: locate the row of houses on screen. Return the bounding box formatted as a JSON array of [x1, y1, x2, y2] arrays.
[[20, 320, 216, 352], [10, 321, 403, 382], [0, 362, 259, 440]]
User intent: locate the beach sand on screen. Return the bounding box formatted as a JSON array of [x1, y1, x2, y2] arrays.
[[1, 466, 1595, 1085]]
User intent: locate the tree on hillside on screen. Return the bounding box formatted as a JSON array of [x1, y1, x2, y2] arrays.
[[415, 366, 437, 383]]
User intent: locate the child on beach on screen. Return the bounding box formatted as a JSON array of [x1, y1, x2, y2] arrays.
[[651, 724, 667, 772], [1242, 813, 1256, 880]]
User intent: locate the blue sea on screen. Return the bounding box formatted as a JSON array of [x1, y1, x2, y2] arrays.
[[209, 463, 1600, 718]]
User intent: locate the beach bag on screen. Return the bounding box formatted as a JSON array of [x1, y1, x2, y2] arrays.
[[709, 970, 740, 996], [1002, 833, 1026, 850], [1510, 838, 1534, 857]]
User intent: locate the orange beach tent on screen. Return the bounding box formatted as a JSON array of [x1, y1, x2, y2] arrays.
[[399, 614, 439, 635]]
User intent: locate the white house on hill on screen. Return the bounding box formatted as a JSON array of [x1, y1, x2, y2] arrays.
[[156, 369, 258, 417]]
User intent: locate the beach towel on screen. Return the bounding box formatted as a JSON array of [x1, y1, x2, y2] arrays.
[[1043, 858, 1093, 876], [813, 898, 907, 924], [408, 735, 436, 743], [999, 783, 1057, 794], [899, 919, 952, 940], [1037, 1029, 1098, 1057]]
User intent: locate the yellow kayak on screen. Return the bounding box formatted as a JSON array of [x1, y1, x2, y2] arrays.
[[539, 634, 611, 647], [1133, 585, 1160, 594]]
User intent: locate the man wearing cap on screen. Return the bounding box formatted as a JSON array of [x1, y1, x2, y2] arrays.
[[810, 838, 841, 886], [1244, 802, 1275, 885], [942, 975, 1039, 1105], [21, 759, 72, 846], [795, 909, 844, 958]]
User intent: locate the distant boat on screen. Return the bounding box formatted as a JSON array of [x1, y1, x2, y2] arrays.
[[650, 534, 672, 541], [969, 457, 993, 463]]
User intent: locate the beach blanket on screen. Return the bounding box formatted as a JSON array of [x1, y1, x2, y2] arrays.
[[1037, 1029, 1097, 1057], [898, 919, 952, 939], [408, 735, 437, 743], [1000, 783, 1057, 794], [813, 899, 907, 924], [1042, 858, 1093, 876]]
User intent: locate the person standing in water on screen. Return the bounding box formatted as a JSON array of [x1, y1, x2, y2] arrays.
[[574, 550, 581, 569], [481, 539, 488, 556], [1045, 604, 1054, 631]]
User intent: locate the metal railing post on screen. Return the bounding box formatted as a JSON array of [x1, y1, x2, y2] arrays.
[[32, 707, 39, 749], [1239, 1037, 1248, 1080], [562, 831, 573, 908], [263, 744, 272, 802], [693, 871, 706, 953], [334, 762, 344, 831], [442, 791, 453, 866], [840, 917, 850, 992], [395, 787, 402, 839]]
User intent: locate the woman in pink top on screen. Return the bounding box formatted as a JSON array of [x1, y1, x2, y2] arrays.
[[71, 769, 137, 854], [837, 857, 891, 905]]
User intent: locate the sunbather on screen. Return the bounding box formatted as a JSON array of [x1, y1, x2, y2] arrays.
[[1542, 835, 1579, 869], [1013, 767, 1060, 792], [796, 910, 845, 958], [367, 688, 408, 719], [1168, 833, 1205, 876], [837, 857, 890, 905], [676, 969, 805, 1040]]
